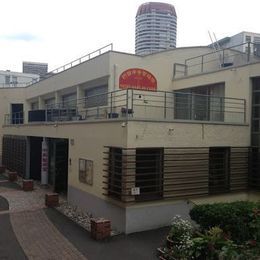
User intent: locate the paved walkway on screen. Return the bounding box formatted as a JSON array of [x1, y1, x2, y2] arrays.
[[0, 176, 87, 260], [0, 174, 168, 260], [11, 209, 86, 260]]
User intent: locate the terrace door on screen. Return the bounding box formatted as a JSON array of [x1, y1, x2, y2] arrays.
[[11, 103, 23, 124]]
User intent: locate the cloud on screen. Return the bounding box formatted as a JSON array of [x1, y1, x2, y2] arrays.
[[0, 33, 39, 42]]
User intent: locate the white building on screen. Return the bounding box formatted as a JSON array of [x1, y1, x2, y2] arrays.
[[212, 31, 260, 54], [135, 2, 177, 55], [23, 61, 48, 79], [0, 70, 39, 88]]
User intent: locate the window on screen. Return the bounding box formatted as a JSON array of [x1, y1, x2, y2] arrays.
[[12, 76, 17, 87], [62, 93, 77, 108], [45, 98, 55, 108], [246, 35, 251, 42], [79, 158, 93, 185], [85, 85, 108, 108], [108, 147, 122, 199], [209, 147, 230, 194], [254, 37, 260, 43], [31, 102, 39, 110], [135, 148, 163, 201], [5, 75, 10, 85], [174, 91, 192, 120], [174, 84, 224, 122]]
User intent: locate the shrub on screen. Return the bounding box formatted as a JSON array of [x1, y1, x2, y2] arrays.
[[191, 227, 239, 259], [189, 201, 260, 244]]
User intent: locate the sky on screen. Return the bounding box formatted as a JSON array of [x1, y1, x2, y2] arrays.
[[0, 0, 260, 72]]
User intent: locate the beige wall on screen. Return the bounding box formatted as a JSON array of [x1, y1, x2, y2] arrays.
[[2, 119, 250, 200], [0, 87, 26, 161], [110, 47, 213, 93], [25, 52, 110, 100], [2, 120, 127, 199], [126, 120, 250, 148], [0, 47, 257, 199]]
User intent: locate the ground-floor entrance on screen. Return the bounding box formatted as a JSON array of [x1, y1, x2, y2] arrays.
[[29, 137, 69, 194]]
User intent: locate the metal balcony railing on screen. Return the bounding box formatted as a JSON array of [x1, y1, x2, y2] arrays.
[[173, 42, 260, 79], [24, 43, 113, 87], [3, 89, 246, 125], [4, 111, 24, 125]]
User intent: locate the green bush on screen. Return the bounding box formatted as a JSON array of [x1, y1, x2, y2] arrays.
[[189, 201, 260, 244]]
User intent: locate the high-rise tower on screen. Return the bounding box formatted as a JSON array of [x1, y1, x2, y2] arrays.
[[135, 2, 177, 55]]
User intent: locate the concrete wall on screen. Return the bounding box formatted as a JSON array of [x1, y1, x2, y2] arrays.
[[125, 200, 193, 234], [2, 120, 127, 199], [126, 120, 250, 148]]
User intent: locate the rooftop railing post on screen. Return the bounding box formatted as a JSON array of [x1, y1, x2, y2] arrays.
[[97, 106, 99, 118], [247, 42, 251, 62], [164, 92, 167, 119], [244, 99, 246, 124], [131, 89, 134, 113], [58, 107, 61, 121], [45, 107, 48, 122], [110, 92, 113, 115], [126, 89, 129, 120]]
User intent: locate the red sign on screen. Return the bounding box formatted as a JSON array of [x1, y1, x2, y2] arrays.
[[119, 68, 157, 91]]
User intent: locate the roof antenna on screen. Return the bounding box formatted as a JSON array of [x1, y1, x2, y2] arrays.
[[208, 31, 222, 66]]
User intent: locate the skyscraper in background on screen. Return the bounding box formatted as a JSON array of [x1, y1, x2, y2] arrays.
[[23, 61, 48, 79], [135, 2, 177, 55]]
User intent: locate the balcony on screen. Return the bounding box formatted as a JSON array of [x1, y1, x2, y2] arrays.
[[3, 89, 246, 126], [173, 42, 260, 79]]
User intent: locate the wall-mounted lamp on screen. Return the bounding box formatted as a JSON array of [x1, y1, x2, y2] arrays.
[[168, 128, 174, 135]]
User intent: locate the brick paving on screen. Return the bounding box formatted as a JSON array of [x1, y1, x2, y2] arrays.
[[10, 209, 86, 260], [0, 176, 87, 260]]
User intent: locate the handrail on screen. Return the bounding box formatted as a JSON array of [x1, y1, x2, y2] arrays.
[[25, 43, 113, 87], [3, 89, 246, 125], [174, 42, 260, 79]]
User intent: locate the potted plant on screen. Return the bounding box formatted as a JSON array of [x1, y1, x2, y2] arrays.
[[157, 215, 195, 259]]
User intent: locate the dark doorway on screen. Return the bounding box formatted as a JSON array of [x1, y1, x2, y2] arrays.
[[11, 104, 24, 124], [49, 138, 69, 194], [29, 137, 43, 180], [209, 147, 230, 194], [136, 148, 164, 201], [252, 77, 260, 146]]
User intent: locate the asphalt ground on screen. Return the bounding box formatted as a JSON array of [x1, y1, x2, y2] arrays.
[[0, 213, 28, 260], [45, 208, 169, 260], [0, 196, 8, 211]]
